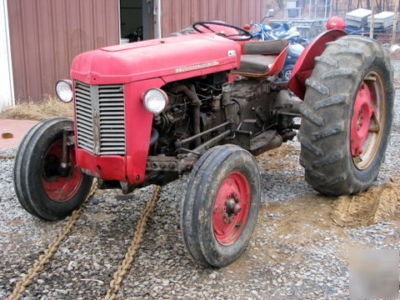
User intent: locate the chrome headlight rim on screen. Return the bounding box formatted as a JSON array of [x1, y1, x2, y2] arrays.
[[55, 79, 73, 103], [142, 88, 169, 115]]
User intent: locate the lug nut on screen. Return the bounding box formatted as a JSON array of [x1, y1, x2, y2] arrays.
[[233, 204, 242, 215]]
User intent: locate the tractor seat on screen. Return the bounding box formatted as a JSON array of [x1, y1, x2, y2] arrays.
[[236, 55, 277, 74], [243, 40, 288, 55], [233, 39, 289, 77]]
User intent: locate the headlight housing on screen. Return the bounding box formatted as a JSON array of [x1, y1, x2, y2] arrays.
[[55, 80, 73, 103], [143, 88, 168, 114]]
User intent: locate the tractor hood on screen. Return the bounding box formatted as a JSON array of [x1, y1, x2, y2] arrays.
[[71, 33, 241, 85]]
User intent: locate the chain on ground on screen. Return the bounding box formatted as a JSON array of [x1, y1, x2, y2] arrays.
[[102, 185, 161, 300], [6, 182, 160, 300], [6, 181, 98, 300]]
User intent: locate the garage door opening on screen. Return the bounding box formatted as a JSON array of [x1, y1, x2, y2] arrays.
[[120, 0, 154, 43]]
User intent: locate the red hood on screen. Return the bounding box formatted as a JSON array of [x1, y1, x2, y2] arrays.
[[71, 33, 241, 85]]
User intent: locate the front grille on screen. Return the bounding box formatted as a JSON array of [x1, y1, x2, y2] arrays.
[[98, 85, 126, 155], [74, 81, 126, 155]]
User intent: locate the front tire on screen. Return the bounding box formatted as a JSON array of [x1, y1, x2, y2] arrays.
[[181, 145, 261, 268], [299, 36, 394, 196], [14, 118, 94, 220]]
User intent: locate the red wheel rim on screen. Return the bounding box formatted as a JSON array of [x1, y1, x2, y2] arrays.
[[350, 71, 385, 169], [213, 171, 251, 246], [41, 140, 84, 202]]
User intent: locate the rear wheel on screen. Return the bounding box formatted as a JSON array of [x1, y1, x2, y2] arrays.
[[14, 118, 94, 220], [181, 145, 261, 267], [299, 36, 394, 196]]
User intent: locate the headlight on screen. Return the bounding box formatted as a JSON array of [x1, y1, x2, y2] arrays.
[[55, 80, 73, 103], [143, 88, 168, 114]]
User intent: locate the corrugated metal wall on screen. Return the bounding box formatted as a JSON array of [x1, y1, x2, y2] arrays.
[[7, 0, 120, 103], [161, 0, 271, 36]]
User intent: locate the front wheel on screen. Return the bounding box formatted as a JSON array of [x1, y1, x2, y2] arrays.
[[14, 118, 94, 221], [299, 36, 394, 196], [181, 145, 261, 267]]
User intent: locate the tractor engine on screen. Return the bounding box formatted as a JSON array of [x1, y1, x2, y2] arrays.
[[149, 72, 296, 163], [150, 72, 227, 156]]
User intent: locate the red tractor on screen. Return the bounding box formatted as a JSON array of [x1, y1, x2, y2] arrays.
[[14, 21, 393, 267]]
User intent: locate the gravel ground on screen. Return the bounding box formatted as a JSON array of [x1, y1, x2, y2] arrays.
[[1, 62, 400, 299]]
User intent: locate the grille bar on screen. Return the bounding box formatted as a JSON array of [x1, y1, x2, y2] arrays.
[[74, 81, 126, 156]]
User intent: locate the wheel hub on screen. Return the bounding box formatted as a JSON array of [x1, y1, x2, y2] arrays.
[[351, 82, 374, 156], [213, 171, 251, 245], [224, 194, 242, 223], [42, 140, 84, 202]]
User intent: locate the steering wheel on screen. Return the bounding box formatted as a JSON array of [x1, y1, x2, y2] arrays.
[[192, 21, 252, 41]]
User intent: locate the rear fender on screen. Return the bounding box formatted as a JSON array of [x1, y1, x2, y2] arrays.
[[288, 29, 347, 99]]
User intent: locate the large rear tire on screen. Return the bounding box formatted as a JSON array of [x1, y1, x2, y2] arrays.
[[14, 118, 94, 220], [299, 36, 394, 196], [181, 145, 261, 267]]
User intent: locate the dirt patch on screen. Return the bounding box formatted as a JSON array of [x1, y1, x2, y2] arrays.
[[331, 181, 400, 227], [260, 195, 338, 244], [255, 180, 400, 252], [238, 181, 400, 276], [0, 97, 73, 121], [256, 144, 398, 234], [257, 144, 300, 171]]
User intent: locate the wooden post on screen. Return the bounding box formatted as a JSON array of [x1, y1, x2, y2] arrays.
[[369, 4, 375, 39], [391, 0, 400, 44]]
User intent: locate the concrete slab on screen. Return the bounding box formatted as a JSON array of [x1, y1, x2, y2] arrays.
[[0, 119, 38, 150]]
